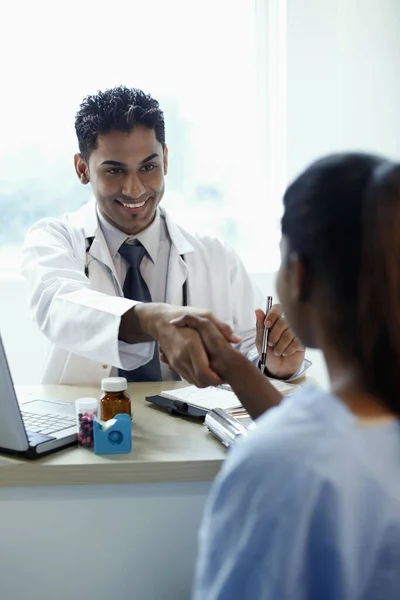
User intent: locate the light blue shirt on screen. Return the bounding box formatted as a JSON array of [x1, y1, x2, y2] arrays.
[[193, 386, 400, 600]]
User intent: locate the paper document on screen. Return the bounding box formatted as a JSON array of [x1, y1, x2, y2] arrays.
[[160, 378, 298, 412]]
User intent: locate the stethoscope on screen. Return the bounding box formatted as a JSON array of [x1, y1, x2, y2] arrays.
[[85, 237, 188, 307]]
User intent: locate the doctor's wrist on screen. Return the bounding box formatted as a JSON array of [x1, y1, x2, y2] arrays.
[[119, 303, 163, 344], [133, 302, 169, 340]]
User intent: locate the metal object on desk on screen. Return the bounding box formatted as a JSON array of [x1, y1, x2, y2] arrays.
[[204, 408, 253, 448]]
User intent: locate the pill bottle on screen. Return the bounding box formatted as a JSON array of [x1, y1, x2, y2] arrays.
[[75, 397, 98, 448], [100, 377, 131, 421]]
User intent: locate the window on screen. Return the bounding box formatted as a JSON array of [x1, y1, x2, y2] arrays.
[[0, 0, 285, 274]]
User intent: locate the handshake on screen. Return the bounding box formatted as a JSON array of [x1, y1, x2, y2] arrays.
[[131, 302, 305, 389]]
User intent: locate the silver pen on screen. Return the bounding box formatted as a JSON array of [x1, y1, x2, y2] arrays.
[[260, 296, 273, 373]]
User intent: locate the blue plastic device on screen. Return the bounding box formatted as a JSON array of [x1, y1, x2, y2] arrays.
[[93, 414, 132, 455]]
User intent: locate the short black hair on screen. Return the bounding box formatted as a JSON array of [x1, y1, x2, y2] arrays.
[[282, 152, 400, 415], [75, 86, 165, 161]]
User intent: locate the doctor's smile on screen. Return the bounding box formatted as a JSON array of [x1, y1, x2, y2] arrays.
[[115, 196, 152, 210], [114, 194, 154, 215]]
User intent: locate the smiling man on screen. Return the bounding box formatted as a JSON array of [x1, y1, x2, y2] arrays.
[[21, 86, 308, 385]]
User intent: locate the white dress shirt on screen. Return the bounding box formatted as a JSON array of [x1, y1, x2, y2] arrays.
[[97, 208, 174, 303], [97, 207, 181, 380]]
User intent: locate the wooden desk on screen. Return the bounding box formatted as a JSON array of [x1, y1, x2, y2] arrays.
[[0, 381, 225, 487]]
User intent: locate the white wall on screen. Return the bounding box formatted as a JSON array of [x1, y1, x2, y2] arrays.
[[286, 0, 400, 180]]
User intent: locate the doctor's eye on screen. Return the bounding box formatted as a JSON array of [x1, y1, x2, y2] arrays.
[[140, 164, 157, 173], [105, 168, 125, 175]]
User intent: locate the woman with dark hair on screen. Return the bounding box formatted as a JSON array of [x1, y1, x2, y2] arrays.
[[177, 153, 400, 599]]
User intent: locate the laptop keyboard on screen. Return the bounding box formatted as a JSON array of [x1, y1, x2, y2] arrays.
[[21, 411, 76, 435]]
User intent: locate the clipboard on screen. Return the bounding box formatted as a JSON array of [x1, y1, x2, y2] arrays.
[[145, 394, 208, 418]]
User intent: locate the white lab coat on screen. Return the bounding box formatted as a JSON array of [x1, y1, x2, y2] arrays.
[[21, 200, 264, 385]]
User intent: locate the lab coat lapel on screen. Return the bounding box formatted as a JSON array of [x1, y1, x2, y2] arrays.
[[162, 208, 195, 305], [67, 199, 121, 291], [166, 246, 188, 305], [88, 231, 117, 278]]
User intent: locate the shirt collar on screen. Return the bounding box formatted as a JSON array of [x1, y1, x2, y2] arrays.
[[97, 208, 161, 263]]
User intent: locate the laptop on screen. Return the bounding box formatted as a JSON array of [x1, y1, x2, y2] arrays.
[[0, 334, 77, 458]]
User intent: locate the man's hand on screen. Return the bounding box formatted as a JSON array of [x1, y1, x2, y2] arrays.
[[256, 304, 305, 379], [131, 303, 241, 387], [169, 314, 239, 382]]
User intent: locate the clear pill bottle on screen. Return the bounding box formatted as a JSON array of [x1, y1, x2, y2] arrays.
[[75, 397, 98, 448]]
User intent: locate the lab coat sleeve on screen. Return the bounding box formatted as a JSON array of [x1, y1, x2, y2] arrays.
[[21, 219, 154, 370], [226, 246, 310, 381]]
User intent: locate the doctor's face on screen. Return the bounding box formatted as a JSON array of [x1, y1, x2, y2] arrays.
[[74, 126, 168, 235]]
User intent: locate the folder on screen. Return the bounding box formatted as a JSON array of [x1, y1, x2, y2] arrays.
[[145, 393, 209, 418], [145, 385, 242, 418]]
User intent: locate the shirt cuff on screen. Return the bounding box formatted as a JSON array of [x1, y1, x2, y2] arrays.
[[255, 357, 312, 382], [117, 339, 156, 371], [285, 358, 312, 381]]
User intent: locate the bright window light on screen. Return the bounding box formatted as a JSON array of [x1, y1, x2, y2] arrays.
[[0, 0, 285, 273]]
